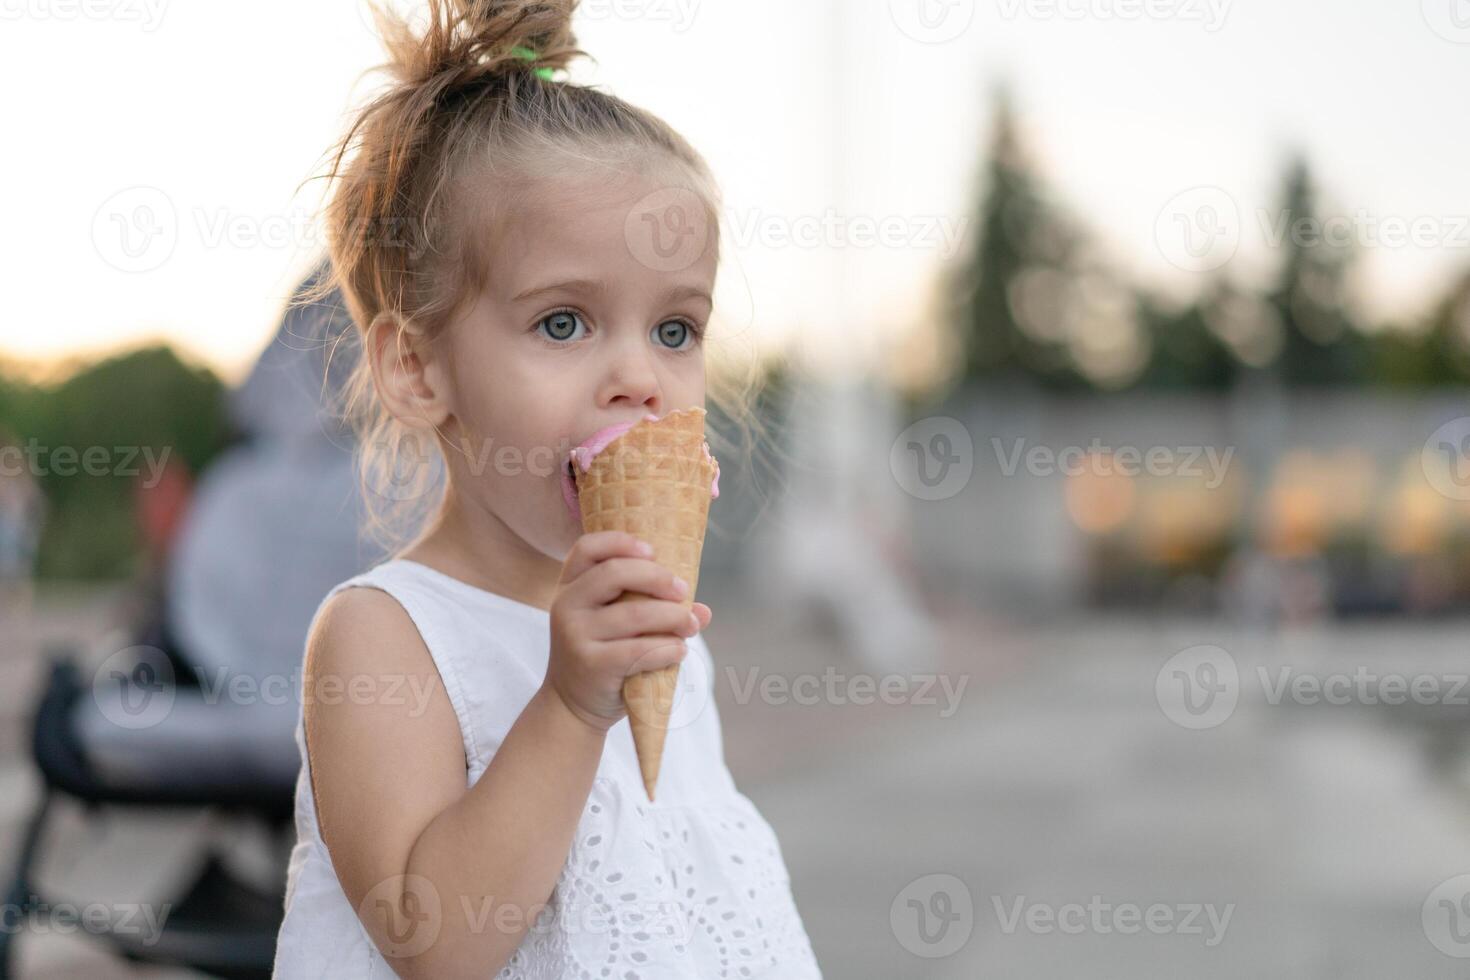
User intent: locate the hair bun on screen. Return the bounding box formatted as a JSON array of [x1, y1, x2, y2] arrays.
[[368, 0, 584, 90]]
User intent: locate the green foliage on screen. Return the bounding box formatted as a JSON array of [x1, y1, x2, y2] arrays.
[[0, 345, 233, 581]]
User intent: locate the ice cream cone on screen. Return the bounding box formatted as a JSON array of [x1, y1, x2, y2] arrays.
[[573, 407, 719, 801]]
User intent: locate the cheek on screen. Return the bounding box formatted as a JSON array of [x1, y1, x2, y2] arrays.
[[447, 349, 539, 445], [671, 361, 707, 407]]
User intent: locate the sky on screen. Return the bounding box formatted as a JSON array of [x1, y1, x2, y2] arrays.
[[1, 0, 1467, 384]]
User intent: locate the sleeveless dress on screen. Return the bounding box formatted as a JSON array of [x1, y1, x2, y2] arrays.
[[273, 558, 823, 979]]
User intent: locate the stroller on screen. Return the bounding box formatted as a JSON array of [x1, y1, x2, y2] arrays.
[[1, 264, 385, 977]]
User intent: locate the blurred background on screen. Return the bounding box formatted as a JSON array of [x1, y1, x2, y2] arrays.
[[4, 0, 1470, 976]]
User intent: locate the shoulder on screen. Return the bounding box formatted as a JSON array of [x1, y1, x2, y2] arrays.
[[303, 582, 461, 756], [308, 581, 426, 677]]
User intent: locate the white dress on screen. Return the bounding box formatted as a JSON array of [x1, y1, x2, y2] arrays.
[[273, 558, 823, 979]]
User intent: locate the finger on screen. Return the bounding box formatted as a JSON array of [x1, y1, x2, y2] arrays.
[[691, 602, 712, 631], [606, 635, 689, 675], [587, 598, 701, 643], [576, 556, 688, 608], [560, 531, 651, 585]]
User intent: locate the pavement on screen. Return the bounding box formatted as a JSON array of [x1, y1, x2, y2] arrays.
[[5, 582, 1470, 977], [732, 610, 1470, 979]]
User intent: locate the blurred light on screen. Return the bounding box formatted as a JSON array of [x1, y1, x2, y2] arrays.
[[1066, 273, 1149, 389], [1322, 448, 1377, 528], [1264, 485, 1327, 557], [1263, 451, 1330, 557], [1136, 478, 1235, 566], [1382, 458, 1450, 556], [1203, 291, 1283, 368], [1007, 265, 1072, 343], [1065, 455, 1136, 534]]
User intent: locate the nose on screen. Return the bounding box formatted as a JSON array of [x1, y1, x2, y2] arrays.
[[600, 336, 661, 414]]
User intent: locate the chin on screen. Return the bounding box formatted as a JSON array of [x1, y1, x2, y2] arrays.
[[539, 510, 582, 564]]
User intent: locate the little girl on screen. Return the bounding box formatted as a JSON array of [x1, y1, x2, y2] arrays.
[[272, 1, 822, 977]]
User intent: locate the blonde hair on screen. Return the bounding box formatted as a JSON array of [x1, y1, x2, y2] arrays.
[[297, 0, 773, 553]]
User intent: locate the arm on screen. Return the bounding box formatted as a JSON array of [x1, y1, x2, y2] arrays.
[[305, 586, 605, 978]]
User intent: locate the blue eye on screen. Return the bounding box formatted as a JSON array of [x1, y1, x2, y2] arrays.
[[537, 310, 586, 342], [654, 319, 696, 350]]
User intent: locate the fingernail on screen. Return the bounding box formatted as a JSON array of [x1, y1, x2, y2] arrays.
[[673, 576, 689, 596], [637, 541, 654, 556], [687, 612, 699, 633]]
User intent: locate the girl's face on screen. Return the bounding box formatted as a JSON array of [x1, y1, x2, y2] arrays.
[[434, 173, 718, 562]]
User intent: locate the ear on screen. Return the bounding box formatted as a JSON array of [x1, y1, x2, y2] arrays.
[[365, 311, 451, 430]]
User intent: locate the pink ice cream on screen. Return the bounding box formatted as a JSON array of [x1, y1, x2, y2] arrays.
[[560, 413, 721, 522]]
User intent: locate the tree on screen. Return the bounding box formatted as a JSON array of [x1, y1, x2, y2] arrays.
[[1264, 155, 1368, 385], [948, 84, 1088, 390], [1134, 291, 1240, 391]]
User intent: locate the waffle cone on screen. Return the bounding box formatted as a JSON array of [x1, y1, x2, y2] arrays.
[[575, 407, 718, 801]]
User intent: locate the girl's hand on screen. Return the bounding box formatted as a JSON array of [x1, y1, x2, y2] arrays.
[[545, 531, 712, 733]]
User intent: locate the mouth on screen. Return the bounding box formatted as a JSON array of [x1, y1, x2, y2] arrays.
[[560, 455, 582, 522], [560, 413, 663, 523]]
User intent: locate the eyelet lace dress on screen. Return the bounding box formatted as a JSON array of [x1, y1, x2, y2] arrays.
[[274, 558, 823, 979]]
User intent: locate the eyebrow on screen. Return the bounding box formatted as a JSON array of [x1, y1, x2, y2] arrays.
[[512, 277, 712, 307]]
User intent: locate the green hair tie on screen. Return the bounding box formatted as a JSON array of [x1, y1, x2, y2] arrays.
[[510, 45, 556, 81]]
